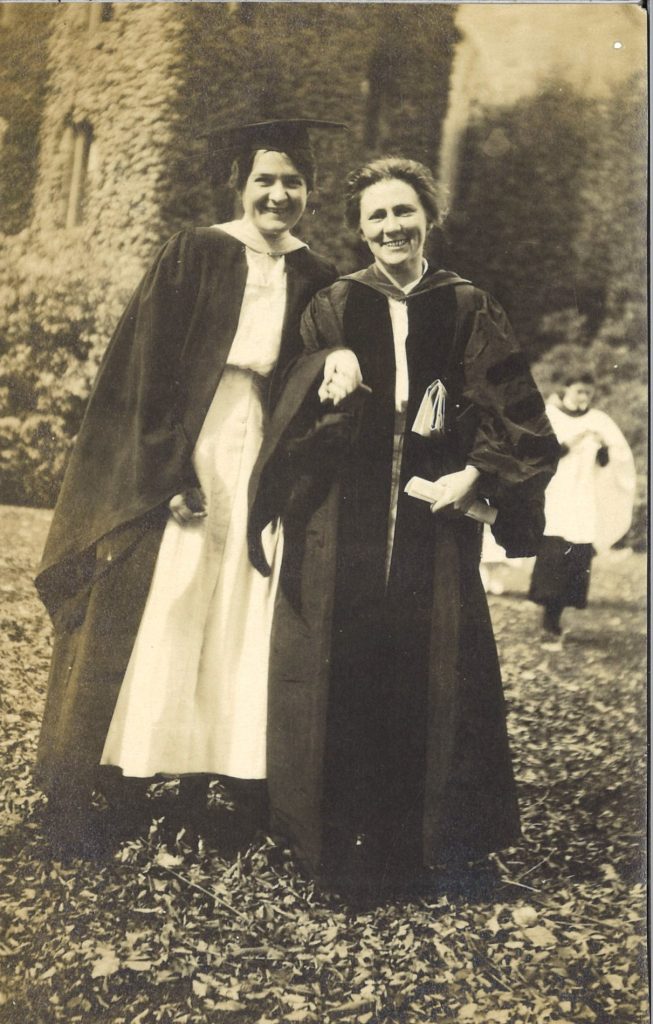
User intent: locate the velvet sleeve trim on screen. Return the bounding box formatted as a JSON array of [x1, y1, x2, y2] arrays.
[[462, 292, 560, 486]]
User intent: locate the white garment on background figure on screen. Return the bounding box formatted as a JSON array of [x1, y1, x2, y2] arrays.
[[543, 403, 635, 552], [101, 230, 293, 779], [479, 524, 520, 595]]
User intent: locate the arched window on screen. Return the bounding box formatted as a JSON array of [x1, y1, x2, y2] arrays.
[[62, 122, 93, 229]]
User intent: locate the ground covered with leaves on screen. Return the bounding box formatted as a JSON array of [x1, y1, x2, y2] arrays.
[[0, 505, 647, 1024]]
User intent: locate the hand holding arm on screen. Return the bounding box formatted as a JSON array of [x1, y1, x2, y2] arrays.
[[318, 349, 363, 405]]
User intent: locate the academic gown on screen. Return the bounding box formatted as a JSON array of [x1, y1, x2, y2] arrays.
[[248, 264, 560, 888], [35, 227, 336, 799]]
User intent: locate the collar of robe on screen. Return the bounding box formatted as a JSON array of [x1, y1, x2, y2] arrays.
[[216, 219, 308, 256], [340, 261, 470, 302]]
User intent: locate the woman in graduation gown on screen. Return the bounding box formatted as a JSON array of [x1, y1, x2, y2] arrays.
[[248, 157, 560, 895], [35, 119, 342, 853]]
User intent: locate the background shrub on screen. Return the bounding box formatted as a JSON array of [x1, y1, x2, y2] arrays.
[[0, 229, 141, 506]]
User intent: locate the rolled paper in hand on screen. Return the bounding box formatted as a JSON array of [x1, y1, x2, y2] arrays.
[[464, 500, 498, 525], [404, 476, 497, 525]]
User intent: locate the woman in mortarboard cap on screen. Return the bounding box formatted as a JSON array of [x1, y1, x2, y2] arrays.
[[34, 118, 347, 856]]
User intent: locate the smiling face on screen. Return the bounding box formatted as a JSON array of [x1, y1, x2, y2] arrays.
[[240, 150, 309, 239], [358, 178, 431, 287]]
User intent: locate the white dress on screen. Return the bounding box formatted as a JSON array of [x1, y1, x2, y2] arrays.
[[101, 229, 294, 779], [543, 403, 636, 552]]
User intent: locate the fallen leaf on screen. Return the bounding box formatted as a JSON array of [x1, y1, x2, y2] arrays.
[[458, 1004, 479, 1021], [91, 948, 120, 978], [522, 926, 557, 948], [512, 906, 538, 928], [606, 974, 624, 990], [155, 850, 184, 869]]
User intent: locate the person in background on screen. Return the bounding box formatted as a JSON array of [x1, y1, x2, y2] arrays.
[[35, 118, 343, 857], [529, 372, 636, 642], [248, 156, 559, 898]]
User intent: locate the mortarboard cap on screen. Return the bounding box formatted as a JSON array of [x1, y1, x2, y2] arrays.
[[201, 118, 348, 155]]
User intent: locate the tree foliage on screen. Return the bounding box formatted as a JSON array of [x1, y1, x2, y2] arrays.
[[447, 74, 647, 546], [0, 230, 141, 506], [448, 73, 647, 364]]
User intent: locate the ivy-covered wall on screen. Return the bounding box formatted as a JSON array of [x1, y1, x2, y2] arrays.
[[34, 2, 458, 273], [0, 1, 458, 508], [31, 3, 185, 264], [161, 3, 458, 269], [0, 3, 53, 234], [1, 3, 188, 506]]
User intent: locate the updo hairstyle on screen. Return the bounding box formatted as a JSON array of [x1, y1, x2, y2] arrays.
[[231, 145, 316, 192], [344, 157, 444, 231]]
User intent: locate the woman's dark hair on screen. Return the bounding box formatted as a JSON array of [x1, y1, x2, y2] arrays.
[[232, 145, 316, 192], [564, 372, 595, 387], [344, 157, 444, 230]]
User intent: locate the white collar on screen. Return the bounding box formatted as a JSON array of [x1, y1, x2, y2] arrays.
[[376, 258, 429, 295], [216, 219, 307, 256]]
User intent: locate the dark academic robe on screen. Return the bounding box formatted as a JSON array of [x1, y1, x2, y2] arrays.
[[35, 227, 337, 797], [248, 264, 560, 889]]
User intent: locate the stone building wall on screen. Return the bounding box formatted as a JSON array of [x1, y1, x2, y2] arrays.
[[0, 1, 459, 507], [0, 3, 53, 235], [31, 2, 458, 271], [31, 3, 185, 267]]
